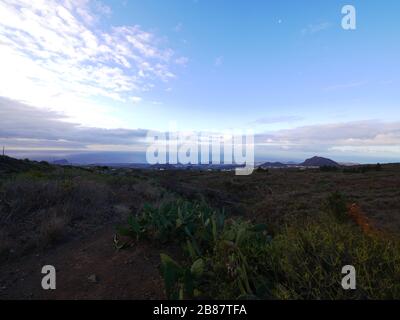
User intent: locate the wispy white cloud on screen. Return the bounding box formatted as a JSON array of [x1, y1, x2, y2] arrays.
[[130, 96, 142, 104], [93, 0, 112, 16], [0, 0, 186, 127], [301, 22, 332, 35], [175, 56, 189, 66]]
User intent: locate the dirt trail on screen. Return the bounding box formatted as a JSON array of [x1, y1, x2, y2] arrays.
[[0, 225, 166, 299]]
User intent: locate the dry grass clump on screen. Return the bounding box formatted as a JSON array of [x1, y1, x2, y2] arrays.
[[39, 211, 70, 247], [348, 203, 378, 236]]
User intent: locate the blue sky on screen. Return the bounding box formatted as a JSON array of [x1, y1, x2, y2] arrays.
[[1, 0, 400, 163], [103, 0, 400, 132]]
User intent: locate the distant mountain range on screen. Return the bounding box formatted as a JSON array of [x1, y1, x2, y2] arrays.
[[52, 159, 69, 165], [300, 156, 339, 167], [0, 155, 391, 174], [260, 156, 339, 168], [259, 162, 288, 168], [50, 155, 340, 168]]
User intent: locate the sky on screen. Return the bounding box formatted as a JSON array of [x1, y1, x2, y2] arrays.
[[1, 0, 400, 163]]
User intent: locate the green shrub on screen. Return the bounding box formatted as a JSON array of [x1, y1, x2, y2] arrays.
[[160, 254, 205, 299], [200, 214, 400, 299], [257, 215, 400, 299], [118, 199, 225, 249], [119, 198, 400, 300]]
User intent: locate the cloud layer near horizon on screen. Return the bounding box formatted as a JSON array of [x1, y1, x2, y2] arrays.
[[0, 97, 149, 152], [2, 97, 400, 162]]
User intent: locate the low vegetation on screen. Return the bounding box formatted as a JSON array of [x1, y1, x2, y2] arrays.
[[2, 155, 400, 299], [0, 156, 163, 259], [118, 194, 400, 299]]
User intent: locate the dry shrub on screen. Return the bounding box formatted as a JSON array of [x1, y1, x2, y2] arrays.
[[39, 211, 70, 247], [132, 180, 163, 201]]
